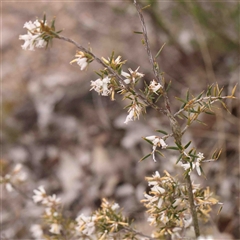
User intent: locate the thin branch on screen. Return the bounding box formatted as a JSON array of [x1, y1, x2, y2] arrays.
[[174, 95, 232, 117], [133, 0, 161, 84], [55, 34, 167, 115]]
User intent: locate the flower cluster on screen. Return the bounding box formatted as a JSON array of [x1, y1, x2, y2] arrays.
[[75, 198, 132, 239], [0, 164, 27, 192], [32, 186, 62, 235], [102, 55, 126, 71], [142, 171, 219, 239], [90, 76, 112, 96], [180, 152, 205, 176], [19, 20, 47, 51], [70, 51, 94, 71], [145, 136, 168, 162]]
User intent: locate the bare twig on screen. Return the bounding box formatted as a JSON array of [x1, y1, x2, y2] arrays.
[[133, 0, 161, 84]]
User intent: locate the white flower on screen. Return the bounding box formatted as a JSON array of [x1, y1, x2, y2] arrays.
[[49, 223, 62, 234], [90, 78, 102, 94], [30, 224, 43, 239], [124, 104, 141, 124], [195, 161, 201, 176], [19, 20, 47, 51], [76, 214, 96, 236], [6, 183, 13, 192], [183, 215, 192, 228], [180, 152, 203, 176], [43, 194, 61, 207], [145, 136, 168, 162], [144, 193, 158, 204], [12, 164, 23, 173], [33, 186, 46, 203], [197, 236, 214, 240], [77, 57, 88, 70], [121, 67, 144, 84], [151, 185, 165, 194], [102, 76, 111, 96], [45, 207, 52, 216], [197, 152, 204, 161], [180, 162, 191, 171], [147, 216, 157, 226], [111, 203, 120, 211], [90, 77, 111, 96], [157, 198, 164, 208], [172, 198, 182, 207], [149, 79, 162, 93], [160, 213, 169, 224], [70, 51, 91, 71], [153, 171, 161, 178]]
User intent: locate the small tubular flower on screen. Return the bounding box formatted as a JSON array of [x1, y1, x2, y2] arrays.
[[33, 186, 46, 203], [145, 136, 167, 162], [149, 79, 162, 93], [75, 214, 96, 236], [49, 223, 62, 235], [121, 66, 144, 84], [124, 104, 142, 124], [70, 51, 93, 71], [180, 152, 204, 176]]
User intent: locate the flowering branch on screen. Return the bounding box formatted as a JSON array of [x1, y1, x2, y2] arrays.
[[16, 4, 236, 239], [133, 0, 202, 237]]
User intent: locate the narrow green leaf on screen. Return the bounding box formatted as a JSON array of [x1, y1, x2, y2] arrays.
[[133, 31, 143, 34], [43, 13, 46, 24], [109, 51, 115, 64], [217, 205, 223, 215], [204, 111, 215, 115], [175, 141, 183, 150], [189, 109, 199, 113], [206, 84, 213, 96], [139, 153, 151, 162], [184, 141, 191, 149], [154, 93, 163, 103], [156, 130, 168, 135], [166, 146, 179, 151], [166, 80, 171, 92], [186, 89, 190, 101], [141, 4, 151, 10], [176, 153, 183, 164], [218, 87, 224, 96], [196, 91, 204, 100], [196, 119, 208, 126], [143, 138, 154, 145], [156, 150, 164, 157], [231, 84, 237, 96], [155, 42, 166, 59], [51, 18, 56, 29], [176, 97, 187, 103], [181, 102, 186, 109]]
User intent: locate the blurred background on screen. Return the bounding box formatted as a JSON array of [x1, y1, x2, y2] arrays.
[[1, 0, 239, 239]]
